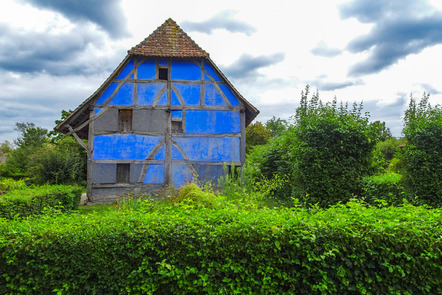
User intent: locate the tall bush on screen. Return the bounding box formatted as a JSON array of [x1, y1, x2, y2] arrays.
[[402, 94, 441, 207], [250, 86, 377, 206]]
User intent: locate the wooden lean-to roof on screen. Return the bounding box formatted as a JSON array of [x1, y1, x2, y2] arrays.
[[55, 18, 259, 139]]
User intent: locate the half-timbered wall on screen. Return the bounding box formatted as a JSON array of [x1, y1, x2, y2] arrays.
[[88, 57, 245, 201]]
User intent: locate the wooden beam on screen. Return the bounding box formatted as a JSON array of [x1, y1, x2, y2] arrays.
[[67, 125, 88, 151]]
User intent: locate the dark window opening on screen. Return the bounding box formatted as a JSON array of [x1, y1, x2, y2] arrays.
[[171, 120, 183, 133], [119, 109, 132, 132], [227, 165, 241, 178], [116, 163, 130, 183], [159, 67, 169, 80]]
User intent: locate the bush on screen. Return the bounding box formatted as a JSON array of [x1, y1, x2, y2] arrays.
[[0, 201, 440, 294], [402, 94, 441, 207], [359, 173, 405, 206], [0, 185, 82, 219], [250, 86, 377, 207]]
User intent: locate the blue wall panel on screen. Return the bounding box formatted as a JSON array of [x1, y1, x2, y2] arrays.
[[94, 108, 102, 115], [174, 137, 240, 162], [153, 146, 165, 160], [137, 83, 165, 105], [219, 84, 240, 106], [171, 90, 181, 106], [172, 145, 184, 160], [96, 83, 119, 105], [172, 164, 193, 187], [185, 110, 240, 133], [93, 135, 162, 160], [110, 83, 133, 105], [137, 60, 156, 79], [171, 110, 183, 119], [204, 84, 226, 106], [144, 165, 164, 183], [157, 91, 167, 105], [174, 83, 200, 106], [117, 59, 135, 79], [204, 63, 222, 81], [171, 60, 201, 80]]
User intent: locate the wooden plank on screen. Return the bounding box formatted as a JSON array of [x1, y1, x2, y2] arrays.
[[152, 85, 167, 107], [93, 159, 165, 164], [137, 138, 166, 182], [86, 109, 94, 202], [240, 111, 246, 165], [67, 125, 88, 151]]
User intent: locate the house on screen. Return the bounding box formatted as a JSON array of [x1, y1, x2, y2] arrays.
[[55, 18, 259, 203]]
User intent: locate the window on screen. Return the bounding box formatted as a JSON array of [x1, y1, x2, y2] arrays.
[[116, 163, 130, 183], [158, 66, 169, 80], [119, 109, 132, 132], [171, 120, 183, 133]]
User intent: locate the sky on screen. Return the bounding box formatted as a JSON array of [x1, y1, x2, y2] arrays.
[[0, 0, 441, 143]]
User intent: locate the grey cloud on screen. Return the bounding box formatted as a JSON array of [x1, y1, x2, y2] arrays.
[[181, 10, 256, 36], [0, 23, 124, 75], [19, 0, 129, 37], [419, 83, 442, 95], [339, 0, 442, 76], [221, 53, 285, 80], [309, 76, 364, 91], [311, 42, 342, 57]]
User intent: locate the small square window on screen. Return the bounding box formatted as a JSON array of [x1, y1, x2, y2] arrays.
[[116, 164, 130, 183], [158, 67, 169, 80], [171, 121, 183, 133], [119, 109, 132, 132]]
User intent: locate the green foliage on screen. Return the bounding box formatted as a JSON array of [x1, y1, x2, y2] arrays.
[[359, 173, 406, 206], [370, 120, 392, 142], [250, 86, 378, 206], [373, 137, 404, 170], [0, 200, 440, 294], [265, 116, 288, 137], [0, 185, 82, 219], [246, 121, 272, 153], [30, 137, 87, 186], [402, 94, 441, 207]]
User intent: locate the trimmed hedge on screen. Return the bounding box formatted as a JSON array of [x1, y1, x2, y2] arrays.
[[0, 185, 82, 219], [0, 201, 440, 294]]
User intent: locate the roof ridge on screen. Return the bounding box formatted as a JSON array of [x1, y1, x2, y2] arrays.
[[128, 18, 208, 58]]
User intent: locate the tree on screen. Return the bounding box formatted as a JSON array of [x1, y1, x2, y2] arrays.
[[370, 121, 392, 142], [246, 121, 272, 153], [249, 85, 378, 206], [402, 93, 441, 207], [265, 116, 288, 137]]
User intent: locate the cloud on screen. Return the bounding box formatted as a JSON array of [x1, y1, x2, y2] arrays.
[[221, 52, 285, 80], [0, 72, 105, 142], [339, 0, 442, 76], [311, 41, 342, 57], [19, 0, 128, 37], [181, 10, 256, 36], [0, 23, 124, 76], [419, 83, 442, 95], [309, 75, 364, 91]]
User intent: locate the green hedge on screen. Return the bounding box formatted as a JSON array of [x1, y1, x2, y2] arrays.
[[0, 201, 440, 294], [0, 185, 82, 219], [359, 173, 406, 206]]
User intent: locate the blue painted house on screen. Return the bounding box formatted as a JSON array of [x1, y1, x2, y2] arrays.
[[56, 19, 259, 203]]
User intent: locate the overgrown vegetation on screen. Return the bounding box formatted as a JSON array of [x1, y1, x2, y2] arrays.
[[0, 110, 87, 186], [0, 182, 82, 219], [402, 93, 441, 207], [0, 196, 440, 294]]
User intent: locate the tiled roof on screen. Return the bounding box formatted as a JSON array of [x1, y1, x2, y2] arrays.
[[128, 18, 209, 58]]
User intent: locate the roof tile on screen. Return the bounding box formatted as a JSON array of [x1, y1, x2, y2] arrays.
[[128, 18, 208, 58]]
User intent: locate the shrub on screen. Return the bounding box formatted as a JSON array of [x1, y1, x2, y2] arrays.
[[402, 94, 441, 207], [359, 173, 405, 206], [0, 185, 82, 219], [250, 86, 378, 207], [0, 201, 440, 294]]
